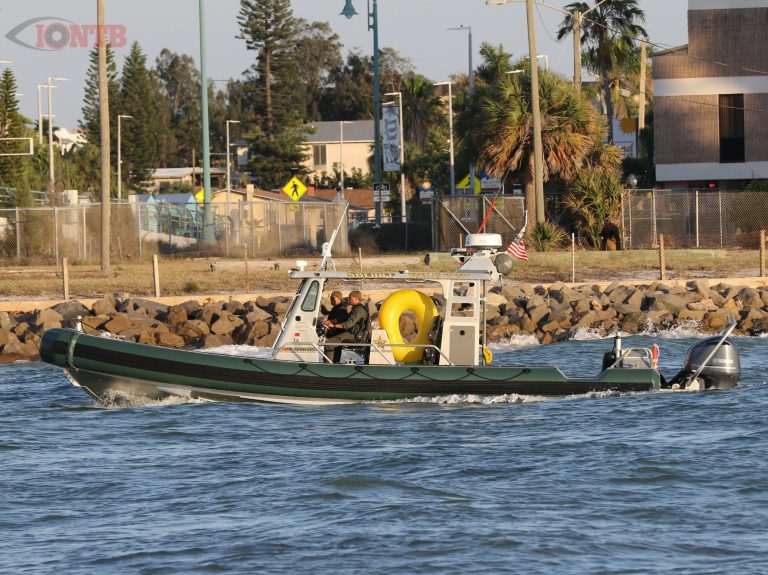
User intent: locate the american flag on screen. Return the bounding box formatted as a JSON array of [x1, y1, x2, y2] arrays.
[[507, 238, 528, 261]]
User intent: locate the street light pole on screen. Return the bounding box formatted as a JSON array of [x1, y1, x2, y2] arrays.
[[199, 0, 214, 244], [226, 120, 240, 209], [448, 25, 475, 194], [37, 84, 46, 145], [338, 120, 352, 200], [342, 0, 382, 226], [117, 115, 132, 202], [46, 76, 67, 202], [434, 81, 456, 197], [383, 93, 405, 222], [486, 0, 544, 223]]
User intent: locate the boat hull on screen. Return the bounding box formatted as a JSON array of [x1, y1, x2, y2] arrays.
[[41, 328, 661, 405]]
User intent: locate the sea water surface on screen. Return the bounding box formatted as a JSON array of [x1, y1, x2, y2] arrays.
[[2, 328, 768, 575]]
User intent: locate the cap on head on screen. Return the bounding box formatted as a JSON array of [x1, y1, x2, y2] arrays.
[[348, 290, 363, 301]]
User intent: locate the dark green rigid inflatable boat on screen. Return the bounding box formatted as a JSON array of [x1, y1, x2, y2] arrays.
[[39, 233, 740, 405], [39, 327, 666, 404]]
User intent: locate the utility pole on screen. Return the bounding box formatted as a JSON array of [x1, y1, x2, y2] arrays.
[[573, 10, 582, 92], [98, 0, 111, 271], [526, 0, 545, 224], [639, 37, 647, 130]]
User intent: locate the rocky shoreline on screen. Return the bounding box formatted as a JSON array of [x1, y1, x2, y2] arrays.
[[2, 279, 767, 363]]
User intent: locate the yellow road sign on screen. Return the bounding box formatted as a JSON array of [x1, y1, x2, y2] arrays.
[[456, 174, 482, 195], [195, 188, 205, 203], [282, 176, 307, 201]]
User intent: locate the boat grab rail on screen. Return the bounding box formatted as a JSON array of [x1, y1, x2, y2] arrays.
[[277, 340, 455, 366], [605, 346, 654, 370]]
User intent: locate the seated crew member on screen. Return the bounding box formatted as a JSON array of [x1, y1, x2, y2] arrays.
[[325, 291, 349, 339], [323, 290, 370, 363]]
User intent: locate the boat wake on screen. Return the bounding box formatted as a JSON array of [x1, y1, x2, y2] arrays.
[[93, 389, 208, 409], [377, 388, 642, 406]]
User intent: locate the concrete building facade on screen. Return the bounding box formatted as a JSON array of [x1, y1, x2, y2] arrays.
[[303, 120, 374, 185], [654, 0, 768, 188]]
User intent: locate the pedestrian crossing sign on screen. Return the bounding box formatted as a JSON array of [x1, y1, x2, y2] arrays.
[[282, 176, 307, 201]]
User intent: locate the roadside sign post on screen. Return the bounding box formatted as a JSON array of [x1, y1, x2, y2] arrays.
[[374, 183, 390, 211]]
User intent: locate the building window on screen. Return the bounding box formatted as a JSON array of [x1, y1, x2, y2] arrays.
[[312, 144, 327, 167], [719, 94, 745, 164]]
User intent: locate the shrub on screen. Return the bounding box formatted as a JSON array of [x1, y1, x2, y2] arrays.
[[530, 221, 567, 252]]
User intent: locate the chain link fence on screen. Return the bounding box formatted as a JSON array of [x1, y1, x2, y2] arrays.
[[622, 188, 768, 249], [0, 192, 766, 301]]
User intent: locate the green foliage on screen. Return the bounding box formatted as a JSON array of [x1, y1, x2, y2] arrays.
[[183, 281, 199, 293], [557, 1, 647, 142], [79, 45, 120, 152], [565, 168, 623, 248], [530, 221, 568, 252], [457, 60, 602, 222], [318, 50, 374, 121], [402, 75, 444, 149], [120, 42, 159, 189], [0, 68, 29, 188], [292, 20, 343, 122], [246, 126, 310, 190], [238, 0, 300, 137], [153, 49, 202, 167]]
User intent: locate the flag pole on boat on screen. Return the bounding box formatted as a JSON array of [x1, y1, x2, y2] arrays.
[[320, 203, 350, 271]]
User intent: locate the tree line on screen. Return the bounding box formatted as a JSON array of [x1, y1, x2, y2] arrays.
[[0, 0, 651, 245]]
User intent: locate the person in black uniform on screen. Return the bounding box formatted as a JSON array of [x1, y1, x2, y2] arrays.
[[323, 290, 370, 363], [600, 220, 622, 251], [325, 291, 349, 339]]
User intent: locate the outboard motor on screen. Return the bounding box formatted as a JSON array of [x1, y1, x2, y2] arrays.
[[667, 335, 741, 390]]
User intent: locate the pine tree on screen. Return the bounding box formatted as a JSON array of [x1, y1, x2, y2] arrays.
[[0, 68, 28, 189], [238, 0, 310, 187], [238, 0, 299, 139], [153, 49, 201, 167], [79, 44, 119, 149], [120, 42, 159, 188]]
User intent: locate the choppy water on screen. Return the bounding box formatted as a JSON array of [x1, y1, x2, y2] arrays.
[[2, 328, 768, 575]]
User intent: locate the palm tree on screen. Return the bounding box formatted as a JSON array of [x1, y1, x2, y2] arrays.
[[474, 43, 514, 86], [457, 66, 602, 223], [556, 0, 646, 143], [401, 75, 443, 149]]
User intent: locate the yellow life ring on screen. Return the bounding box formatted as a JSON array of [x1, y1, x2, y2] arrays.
[[379, 289, 438, 363]]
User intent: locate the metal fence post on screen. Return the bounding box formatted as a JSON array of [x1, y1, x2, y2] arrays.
[[225, 200, 230, 258], [717, 190, 723, 247], [62, 257, 69, 300], [54, 206, 59, 266], [244, 243, 249, 292], [628, 190, 633, 249], [659, 234, 666, 281], [137, 204, 142, 260], [760, 230, 766, 278], [571, 233, 576, 283], [15, 207, 21, 260], [652, 189, 657, 247], [152, 254, 161, 297], [81, 205, 86, 262], [695, 189, 700, 248]]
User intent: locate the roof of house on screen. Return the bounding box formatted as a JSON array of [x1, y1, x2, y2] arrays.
[[305, 120, 374, 144], [653, 45, 688, 58], [311, 188, 374, 210], [152, 167, 226, 179]]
